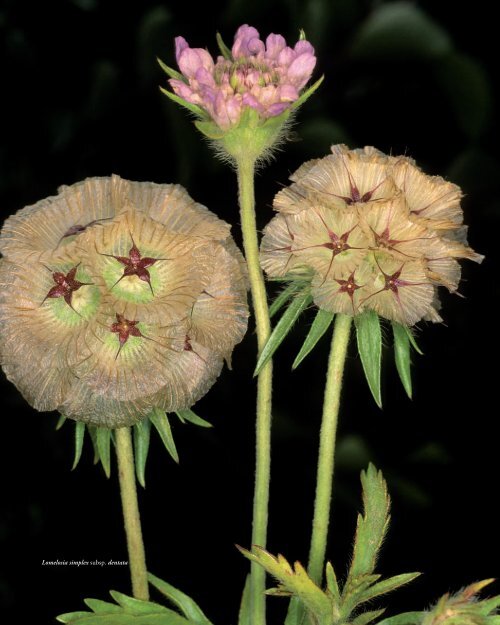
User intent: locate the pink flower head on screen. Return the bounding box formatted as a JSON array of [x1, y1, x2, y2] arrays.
[[168, 25, 317, 130]]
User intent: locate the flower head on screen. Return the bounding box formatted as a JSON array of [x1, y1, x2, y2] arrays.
[[0, 176, 248, 427], [260, 145, 483, 326], [159, 26, 321, 161]]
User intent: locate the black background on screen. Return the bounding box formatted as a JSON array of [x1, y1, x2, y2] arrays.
[[1, 1, 499, 623]]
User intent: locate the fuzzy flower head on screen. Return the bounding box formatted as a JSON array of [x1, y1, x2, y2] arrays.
[[159, 25, 322, 161], [0, 177, 248, 427], [260, 145, 483, 326]]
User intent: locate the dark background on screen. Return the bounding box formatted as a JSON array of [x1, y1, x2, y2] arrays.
[[1, 0, 499, 623]]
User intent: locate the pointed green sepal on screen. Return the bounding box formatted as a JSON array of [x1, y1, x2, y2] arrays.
[[149, 408, 179, 463], [270, 282, 298, 318], [194, 120, 226, 139], [292, 309, 335, 369], [96, 427, 112, 478], [157, 57, 184, 81], [360, 572, 421, 604], [175, 408, 212, 428], [291, 75, 324, 111], [56, 611, 91, 622], [392, 322, 413, 398], [109, 590, 166, 615], [254, 291, 312, 376], [355, 311, 383, 407], [72, 421, 86, 470], [134, 418, 151, 488], [56, 413, 67, 430], [159, 86, 208, 119], [147, 573, 214, 625], [216, 32, 232, 60], [325, 562, 341, 604], [351, 609, 387, 625]]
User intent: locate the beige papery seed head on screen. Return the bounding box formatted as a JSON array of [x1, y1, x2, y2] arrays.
[[260, 145, 483, 326], [0, 176, 248, 427]]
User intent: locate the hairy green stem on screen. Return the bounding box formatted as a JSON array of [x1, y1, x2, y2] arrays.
[[115, 426, 149, 600], [237, 156, 273, 625], [308, 313, 352, 585]]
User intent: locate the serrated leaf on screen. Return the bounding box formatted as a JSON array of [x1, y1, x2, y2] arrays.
[[254, 291, 312, 376], [340, 574, 381, 619], [57, 611, 91, 623], [147, 573, 214, 625], [359, 573, 421, 604], [355, 312, 382, 408], [284, 597, 303, 625], [291, 75, 324, 111], [351, 608, 386, 625], [238, 575, 251, 625], [159, 86, 207, 119], [238, 546, 333, 624], [72, 421, 86, 470], [293, 309, 334, 369], [392, 322, 412, 399], [56, 414, 67, 430], [216, 32, 232, 60], [96, 427, 112, 478], [376, 612, 424, 625], [478, 594, 500, 616], [157, 57, 184, 81], [349, 464, 390, 580], [149, 409, 179, 463], [58, 613, 191, 624], [134, 419, 151, 488], [84, 598, 122, 614], [175, 409, 212, 428], [325, 562, 340, 605]]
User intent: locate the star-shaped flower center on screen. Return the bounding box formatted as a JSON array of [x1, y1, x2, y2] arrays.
[[110, 313, 144, 359], [41, 264, 92, 315], [101, 233, 169, 295]]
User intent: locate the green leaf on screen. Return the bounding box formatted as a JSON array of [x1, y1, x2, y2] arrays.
[[56, 414, 67, 430], [96, 427, 112, 478], [87, 426, 100, 464], [349, 464, 390, 580], [193, 120, 226, 140], [254, 291, 312, 376], [238, 546, 333, 624], [216, 32, 232, 60], [269, 282, 300, 318], [360, 572, 421, 604], [351, 609, 386, 625], [57, 612, 91, 622], [291, 75, 324, 111], [147, 573, 214, 625], [292, 309, 334, 369], [238, 575, 252, 625], [84, 598, 122, 614], [376, 612, 424, 625], [325, 562, 340, 605], [355, 312, 382, 408], [175, 409, 212, 428], [72, 422, 86, 470], [392, 322, 412, 399], [58, 612, 191, 624], [157, 57, 184, 81], [134, 419, 151, 488], [159, 86, 207, 119], [284, 597, 303, 625], [350, 2, 452, 61], [109, 591, 168, 615], [149, 409, 179, 463], [404, 325, 423, 355]]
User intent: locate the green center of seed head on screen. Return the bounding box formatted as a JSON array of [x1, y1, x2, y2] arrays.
[[47, 267, 100, 326], [102, 260, 162, 303]]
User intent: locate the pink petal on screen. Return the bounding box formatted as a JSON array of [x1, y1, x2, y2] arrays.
[[242, 92, 264, 113], [294, 40, 315, 56], [265, 34, 287, 59], [286, 53, 316, 89], [266, 102, 290, 117], [279, 84, 299, 102], [195, 67, 216, 88], [175, 36, 189, 65], [169, 79, 200, 103], [277, 46, 296, 68], [178, 48, 214, 79], [232, 24, 261, 58]]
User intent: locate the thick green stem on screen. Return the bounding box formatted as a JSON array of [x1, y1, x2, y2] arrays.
[[307, 314, 352, 585], [115, 426, 149, 600], [237, 156, 272, 625]]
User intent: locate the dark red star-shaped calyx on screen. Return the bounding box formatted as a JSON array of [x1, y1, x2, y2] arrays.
[[111, 313, 144, 359], [102, 233, 168, 295], [41, 264, 92, 314]]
